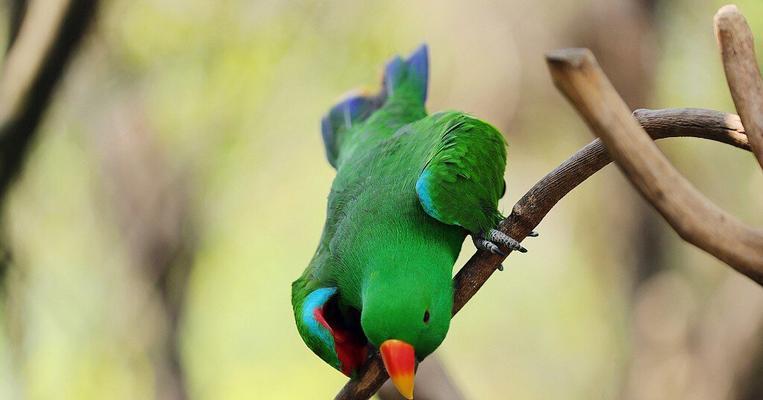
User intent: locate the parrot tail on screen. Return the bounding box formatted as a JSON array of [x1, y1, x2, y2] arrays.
[[321, 44, 429, 168], [382, 43, 428, 102]]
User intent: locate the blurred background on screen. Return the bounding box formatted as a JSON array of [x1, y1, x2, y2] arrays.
[[0, 0, 762, 399]]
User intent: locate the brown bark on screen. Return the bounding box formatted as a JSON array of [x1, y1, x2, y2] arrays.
[[715, 5, 763, 171], [546, 48, 763, 284]]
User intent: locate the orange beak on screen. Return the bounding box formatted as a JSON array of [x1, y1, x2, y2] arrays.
[[379, 339, 416, 399]]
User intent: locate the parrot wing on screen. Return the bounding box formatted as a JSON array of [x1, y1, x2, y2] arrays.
[[415, 112, 507, 234]]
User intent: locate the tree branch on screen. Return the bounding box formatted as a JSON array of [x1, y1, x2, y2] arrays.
[[0, 0, 97, 392], [7, 0, 28, 50], [0, 0, 97, 203], [714, 5, 763, 171], [335, 107, 753, 400], [546, 48, 763, 285]]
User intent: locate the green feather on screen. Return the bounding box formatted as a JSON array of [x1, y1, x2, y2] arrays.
[[416, 112, 507, 233], [293, 47, 508, 376]]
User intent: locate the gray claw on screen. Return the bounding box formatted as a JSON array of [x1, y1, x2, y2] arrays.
[[473, 237, 506, 256], [487, 229, 527, 253], [497, 263, 505, 272], [528, 230, 539, 237]]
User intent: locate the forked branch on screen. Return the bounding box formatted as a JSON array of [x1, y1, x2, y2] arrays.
[[338, 5, 763, 399], [546, 48, 763, 284], [335, 106, 753, 399]]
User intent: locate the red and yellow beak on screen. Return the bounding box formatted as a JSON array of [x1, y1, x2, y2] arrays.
[[380, 339, 416, 399]]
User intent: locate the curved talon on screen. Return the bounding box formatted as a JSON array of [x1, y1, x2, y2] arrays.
[[497, 263, 505, 272], [528, 230, 540, 237], [472, 229, 528, 256], [486, 229, 527, 253], [473, 238, 506, 256]]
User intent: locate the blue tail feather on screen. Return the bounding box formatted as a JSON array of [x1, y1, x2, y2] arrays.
[[384, 44, 428, 101], [321, 44, 430, 168], [321, 94, 383, 167]]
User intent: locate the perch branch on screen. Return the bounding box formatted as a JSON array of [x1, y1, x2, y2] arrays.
[[546, 48, 763, 285], [714, 5, 763, 170], [335, 107, 752, 399]]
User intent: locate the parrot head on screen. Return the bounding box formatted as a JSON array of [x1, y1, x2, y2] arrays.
[[359, 261, 453, 399]]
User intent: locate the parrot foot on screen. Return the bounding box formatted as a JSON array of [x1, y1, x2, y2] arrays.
[[473, 229, 527, 256]]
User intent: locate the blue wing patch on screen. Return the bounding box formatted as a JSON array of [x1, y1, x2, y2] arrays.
[[415, 169, 438, 220], [302, 287, 337, 350]]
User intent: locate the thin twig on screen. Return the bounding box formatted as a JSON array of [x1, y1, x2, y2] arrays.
[[714, 5, 763, 171], [335, 107, 753, 400], [546, 48, 763, 284]]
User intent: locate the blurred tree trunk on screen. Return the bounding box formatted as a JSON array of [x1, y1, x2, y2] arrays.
[[741, 348, 763, 400], [93, 103, 194, 400], [0, 1, 98, 396], [571, 0, 661, 288]]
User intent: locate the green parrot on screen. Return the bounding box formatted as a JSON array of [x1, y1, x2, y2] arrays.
[[292, 45, 526, 399]]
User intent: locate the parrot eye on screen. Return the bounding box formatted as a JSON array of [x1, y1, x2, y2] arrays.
[[423, 310, 430, 323]]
